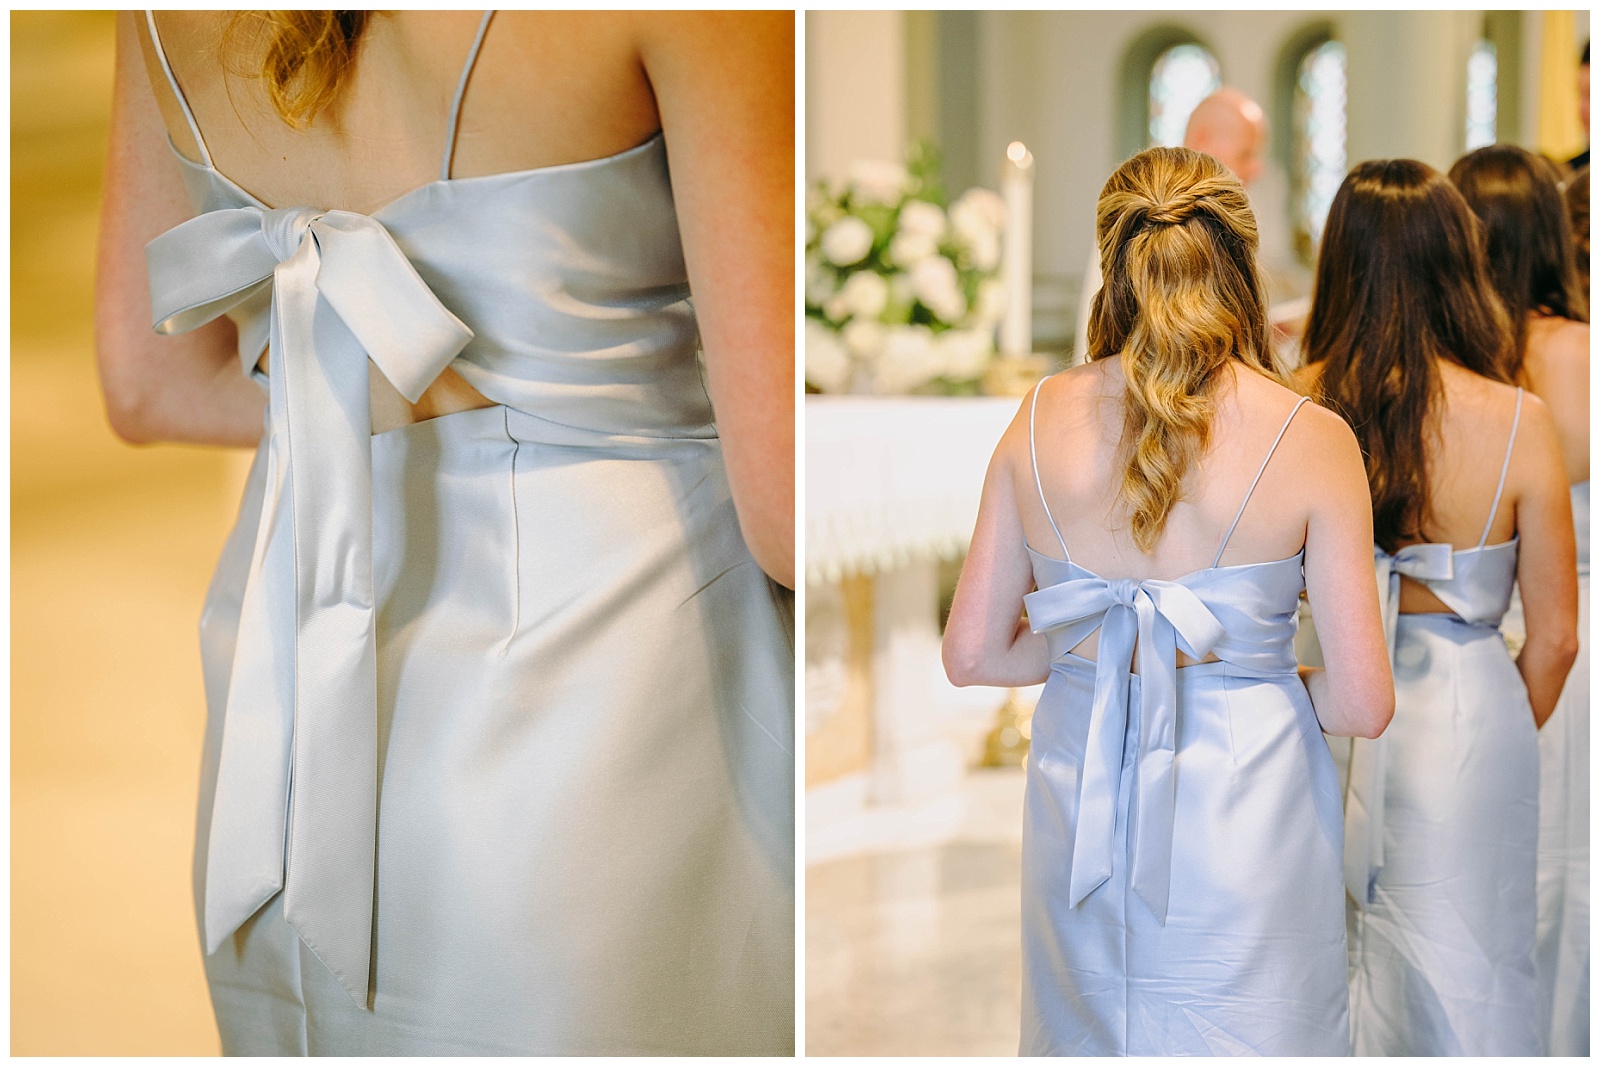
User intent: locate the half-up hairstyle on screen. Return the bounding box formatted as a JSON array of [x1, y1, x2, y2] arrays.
[[1086, 146, 1277, 553], [1303, 159, 1513, 551], [225, 11, 375, 128], [1448, 144, 1589, 379]]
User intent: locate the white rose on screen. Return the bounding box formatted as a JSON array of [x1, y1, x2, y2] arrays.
[[823, 293, 851, 321], [805, 254, 837, 307], [950, 187, 1006, 247], [973, 231, 1002, 272], [820, 216, 874, 267], [898, 199, 947, 239], [841, 318, 886, 358], [888, 229, 939, 268], [911, 256, 966, 323], [936, 328, 992, 380], [839, 270, 889, 319], [974, 277, 1007, 327], [805, 319, 853, 393], [874, 325, 942, 393], [888, 272, 916, 307], [848, 159, 911, 206]]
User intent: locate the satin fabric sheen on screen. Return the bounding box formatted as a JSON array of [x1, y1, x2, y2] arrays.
[[1347, 536, 1540, 1055], [156, 128, 794, 1054], [1530, 480, 1589, 1055], [1019, 547, 1349, 1056]]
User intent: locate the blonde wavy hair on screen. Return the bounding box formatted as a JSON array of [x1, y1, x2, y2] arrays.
[[224, 11, 375, 128], [1084, 146, 1281, 552]]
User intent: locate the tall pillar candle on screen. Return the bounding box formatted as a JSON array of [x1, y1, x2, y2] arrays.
[[1000, 141, 1033, 357]]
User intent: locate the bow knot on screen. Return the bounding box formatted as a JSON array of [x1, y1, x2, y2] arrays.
[[1023, 574, 1226, 926], [146, 203, 474, 1008], [1106, 577, 1140, 607], [261, 205, 324, 262]]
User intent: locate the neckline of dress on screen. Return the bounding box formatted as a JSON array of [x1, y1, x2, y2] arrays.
[[1386, 535, 1520, 560], [1023, 542, 1306, 582], [167, 129, 665, 218]]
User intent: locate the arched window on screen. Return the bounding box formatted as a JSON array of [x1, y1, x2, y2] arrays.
[[1465, 38, 1497, 149], [1148, 43, 1222, 148], [1290, 37, 1347, 262], [1118, 27, 1220, 161]]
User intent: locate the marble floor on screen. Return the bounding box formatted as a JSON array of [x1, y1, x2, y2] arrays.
[[805, 767, 1026, 1056]]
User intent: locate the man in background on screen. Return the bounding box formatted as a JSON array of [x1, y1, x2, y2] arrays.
[[1567, 41, 1589, 172], [1073, 87, 1268, 362]]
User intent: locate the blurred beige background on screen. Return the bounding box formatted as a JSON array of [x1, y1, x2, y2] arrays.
[[12, 11, 248, 1054]]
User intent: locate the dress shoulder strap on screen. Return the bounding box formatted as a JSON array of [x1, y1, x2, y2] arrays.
[[144, 11, 214, 168], [441, 10, 497, 180], [1477, 386, 1524, 549], [1211, 395, 1310, 567], [1029, 375, 1071, 558]]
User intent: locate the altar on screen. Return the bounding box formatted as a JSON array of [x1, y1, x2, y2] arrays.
[[805, 394, 1031, 862]]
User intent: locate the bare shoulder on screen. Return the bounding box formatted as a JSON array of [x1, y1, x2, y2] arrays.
[[1527, 316, 1590, 375]]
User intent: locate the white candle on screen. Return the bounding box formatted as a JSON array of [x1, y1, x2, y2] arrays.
[[1000, 141, 1033, 358]]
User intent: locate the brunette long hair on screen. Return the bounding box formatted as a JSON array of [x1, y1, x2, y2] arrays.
[[1086, 146, 1279, 552], [224, 12, 375, 128], [1448, 145, 1589, 378], [1303, 159, 1513, 551]]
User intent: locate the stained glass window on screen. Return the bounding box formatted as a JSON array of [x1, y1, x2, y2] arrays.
[[1149, 43, 1222, 149], [1465, 40, 1497, 150], [1293, 39, 1347, 258]]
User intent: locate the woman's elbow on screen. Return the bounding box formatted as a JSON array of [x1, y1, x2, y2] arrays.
[[941, 637, 978, 688], [98, 371, 159, 446], [1351, 689, 1395, 739], [742, 527, 793, 589]]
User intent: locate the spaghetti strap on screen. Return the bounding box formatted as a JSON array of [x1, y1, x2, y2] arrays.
[[1211, 396, 1310, 567], [1477, 387, 1523, 549], [1029, 376, 1070, 558], [441, 11, 497, 180], [144, 11, 213, 168]]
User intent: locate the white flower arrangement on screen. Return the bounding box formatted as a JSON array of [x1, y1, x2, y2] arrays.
[[805, 146, 1006, 395]]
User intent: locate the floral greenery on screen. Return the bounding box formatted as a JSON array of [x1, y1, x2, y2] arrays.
[[804, 141, 1006, 394]]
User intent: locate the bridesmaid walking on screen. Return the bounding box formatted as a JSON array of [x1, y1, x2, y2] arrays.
[[1450, 144, 1590, 1057], [944, 147, 1392, 1055], [1302, 160, 1578, 1056]]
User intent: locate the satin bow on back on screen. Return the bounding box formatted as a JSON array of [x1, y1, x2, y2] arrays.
[[1023, 575, 1226, 924], [1342, 542, 1454, 905], [148, 205, 474, 1006]]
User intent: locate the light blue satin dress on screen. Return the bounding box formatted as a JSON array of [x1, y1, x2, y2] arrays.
[[1345, 389, 1539, 1056], [1535, 479, 1589, 1056], [1019, 392, 1350, 1056], [142, 12, 794, 1055]]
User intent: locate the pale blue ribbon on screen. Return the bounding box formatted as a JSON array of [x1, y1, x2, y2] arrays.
[[1343, 542, 1455, 905], [1024, 576, 1225, 924], [148, 206, 474, 1005]]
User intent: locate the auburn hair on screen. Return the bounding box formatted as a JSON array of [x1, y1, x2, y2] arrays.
[[1448, 145, 1589, 378], [1085, 146, 1280, 552], [224, 11, 374, 128], [1565, 164, 1590, 307], [1302, 159, 1513, 552]]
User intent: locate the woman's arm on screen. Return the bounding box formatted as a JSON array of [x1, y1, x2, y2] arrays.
[[943, 423, 1051, 688], [95, 12, 265, 448], [1298, 405, 1394, 738], [639, 13, 794, 588], [1509, 394, 1580, 727], [1523, 319, 1590, 484]]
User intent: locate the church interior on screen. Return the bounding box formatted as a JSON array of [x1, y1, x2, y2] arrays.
[[804, 9, 1589, 1055]]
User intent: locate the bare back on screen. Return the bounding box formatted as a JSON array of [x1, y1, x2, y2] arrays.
[[1014, 359, 1346, 663], [1521, 313, 1590, 484], [138, 11, 661, 433], [1019, 359, 1321, 577]]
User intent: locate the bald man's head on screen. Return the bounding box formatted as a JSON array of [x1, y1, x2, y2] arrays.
[[1184, 87, 1268, 187]]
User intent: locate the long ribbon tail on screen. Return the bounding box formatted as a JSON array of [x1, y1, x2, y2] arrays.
[[1129, 598, 1178, 924], [273, 237, 379, 1007], [1067, 605, 1135, 909], [1344, 562, 1400, 905]]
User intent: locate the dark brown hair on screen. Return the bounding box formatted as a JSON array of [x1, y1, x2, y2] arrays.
[[1566, 164, 1590, 301], [1302, 159, 1513, 551], [1087, 146, 1280, 551], [1448, 145, 1589, 378], [225, 12, 375, 128]]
